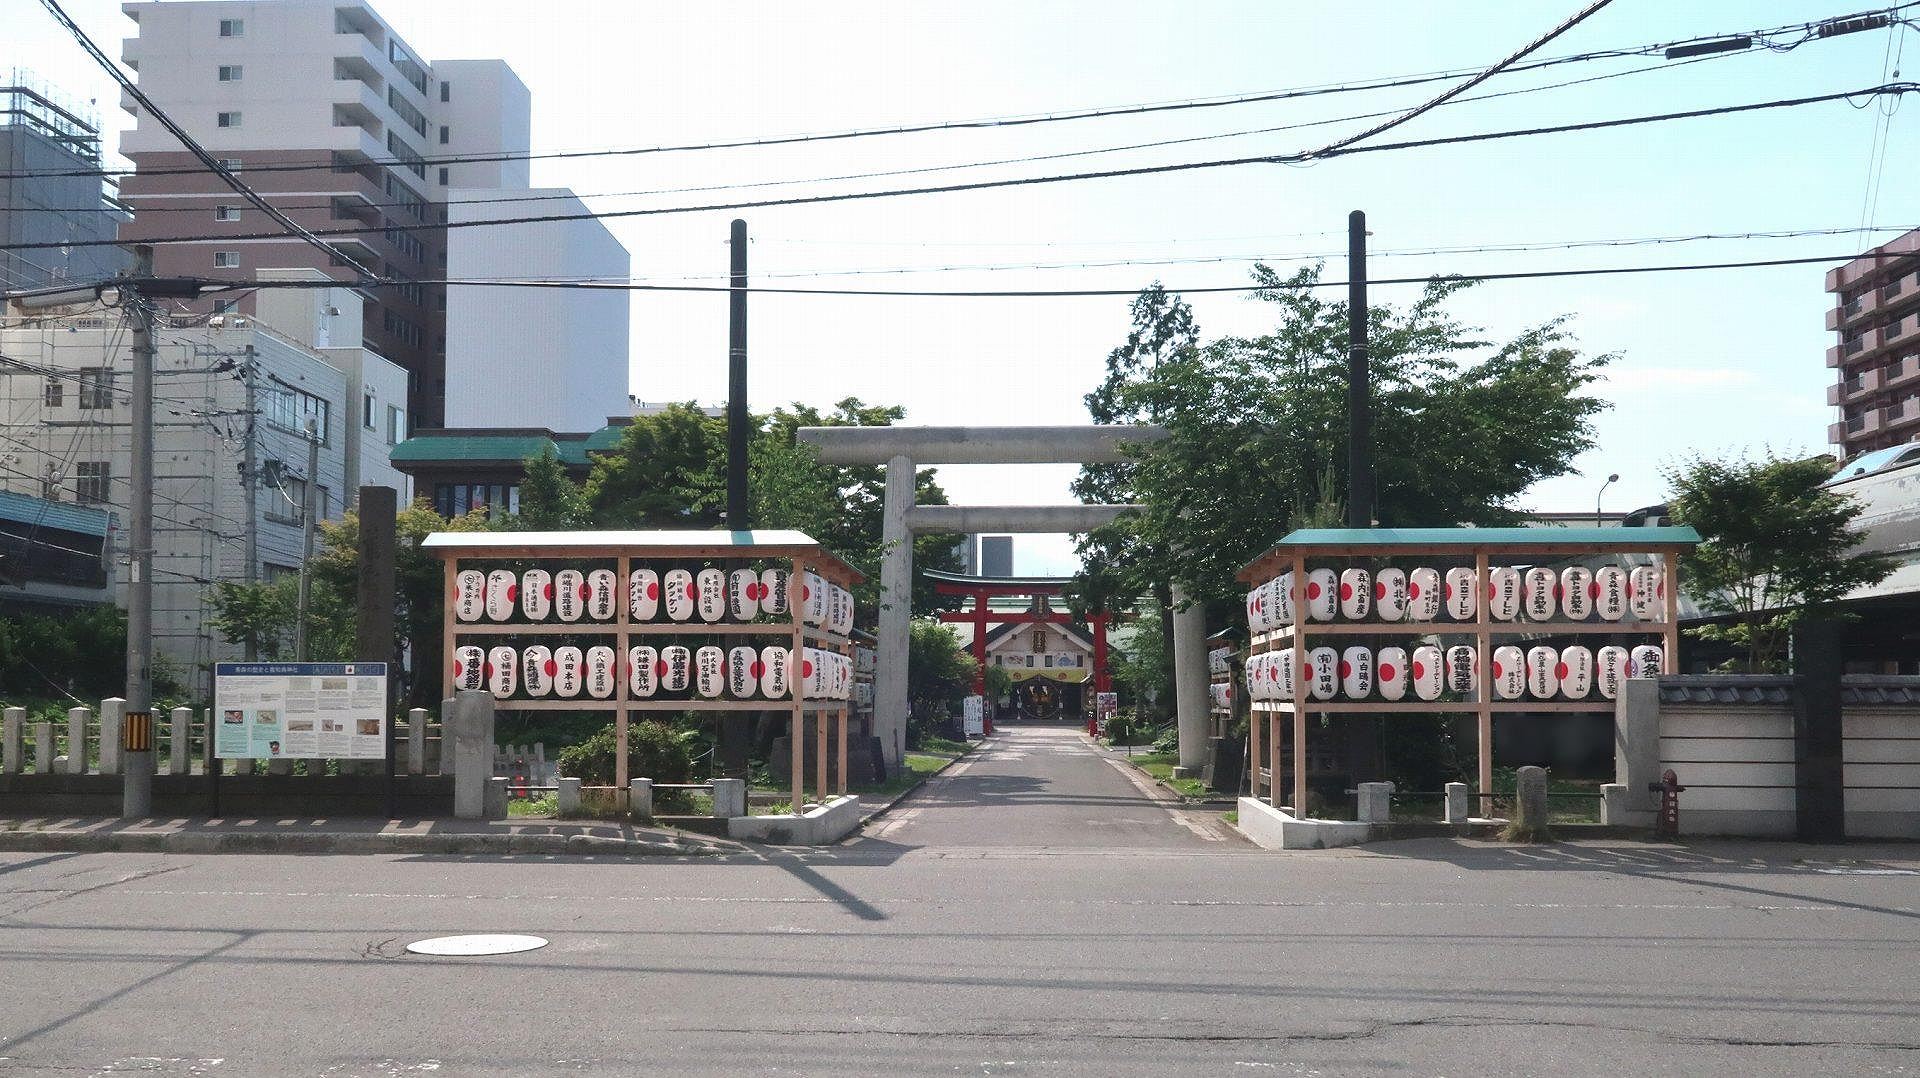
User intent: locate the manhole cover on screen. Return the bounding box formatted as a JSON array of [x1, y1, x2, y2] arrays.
[[406, 933, 549, 956]]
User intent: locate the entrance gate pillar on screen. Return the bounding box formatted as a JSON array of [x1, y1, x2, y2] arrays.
[[876, 453, 916, 768], [1170, 582, 1211, 771]]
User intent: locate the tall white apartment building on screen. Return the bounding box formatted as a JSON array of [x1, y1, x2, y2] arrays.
[[0, 275, 408, 695], [117, 0, 631, 434]]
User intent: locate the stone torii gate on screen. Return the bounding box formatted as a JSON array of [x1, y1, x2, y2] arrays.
[[794, 425, 1211, 772]]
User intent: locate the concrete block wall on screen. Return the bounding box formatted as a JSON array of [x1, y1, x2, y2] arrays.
[[1658, 703, 1797, 837], [1845, 707, 1920, 838]]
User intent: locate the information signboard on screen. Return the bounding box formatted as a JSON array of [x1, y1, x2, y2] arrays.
[[963, 695, 985, 737], [213, 662, 388, 760]]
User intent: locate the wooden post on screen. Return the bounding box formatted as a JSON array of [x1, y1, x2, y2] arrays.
[[1290, 551, 1307, 815], [441, 555, 457, 705], [790, 555, 807, 814], [1475, 549, 1493, 803], [615, 554, 631, 801], [1662, 550, 1680, 666], [815, 710, 827, 803], [837, 708, 848, 794]]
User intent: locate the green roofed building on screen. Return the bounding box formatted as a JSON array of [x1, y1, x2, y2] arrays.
[[390, 420, 629, 517]]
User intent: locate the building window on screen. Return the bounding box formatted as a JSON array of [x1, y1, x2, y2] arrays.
[[217, 111, 242, 128], [75, 461, 110, 505], [213, 299, 236, 314], [214, 205, 240, 221], [263, 386, 331, 445], [219, 18, 244, 37], [218, 65, 243, 81], [437, 167, 449, 186], [440, 81, 450, 102], [439, 125, 450, 145], [220, 157, 243, 172], [364, 392, 377, 430], [213, 251, 240, 268], [386, 405, 405, 446], [78, 369, 113, 409], [43, 378, 62, 408], [267, 476, 306, 524]]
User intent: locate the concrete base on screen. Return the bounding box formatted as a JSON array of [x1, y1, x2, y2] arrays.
[[1234, 797, 1373, 850], [727, 795, 862, 846], [1171, 766, 1201, 781]]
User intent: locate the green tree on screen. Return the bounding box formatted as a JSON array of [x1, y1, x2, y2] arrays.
[[583, 404, 727, 527], [1665, 451, 1897, 672], [509, 445, 585, 530], [906, 619, 977, 738], [1080, 266, 1612, 605]]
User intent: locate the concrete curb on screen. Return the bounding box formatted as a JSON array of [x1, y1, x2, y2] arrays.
[[0, 828, 735, 857], [857, 740, 982, 829]]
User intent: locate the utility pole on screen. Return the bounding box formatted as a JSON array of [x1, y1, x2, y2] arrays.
[[294, 415, 319, 661], [240, 349, 259, 660], [122, 252, 156, 817], [1346, 210, 1373, 529], [726, 218, 749, 529]]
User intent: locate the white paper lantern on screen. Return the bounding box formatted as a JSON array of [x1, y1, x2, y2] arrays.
[[521, 645, 553, 697], [1522, 567, 1557, 622], [1487, 566, 1521, 621], [554, 569, 585, 623], [1560, 566, 1593, 620], [1629, 565, 1663, 621], [1407, 568, 1443, 622], [1559, 646, 1594, 699], [1491, 646, 1525, 700], [662, 569, 695, 622], [695, 645, 725, 698], [1272, 650, 1296, 698], [797, 647, 831, 699], [727, 646, 757, 697], [628, 645, 657, 698], [486, 646, 517, 699], [1245, 585, 1274, 633], [1445, 567, 1479, 621], [801, 572, 829, 626], [586, 645, 617, 699], [1340, 646, 1373, 699], [1446, 645, 1477, 695], [1629, 644, 1664, 679], [1307, 647, 1339, 701], [1245, 653, 1269, 700], [660, 645, 690, 692], [484, 570, 517, 622], [1374, 568, 1408, 622], [759, 645, 790, 698], [1412, 645, 1444, 701], [692, 567, 724, 623], [1339, 568, 1373, 620], [728, 568, 761, 621], [1209, 683, 1231, 710], [454, 570, 485, 622], [1595, 646, 1630, 699], [1593, 566, 1629, 621], [1525, 645, 1559, 699], [832, 585, 856, 635], [521, 569, 552, 621], [1273, 573, 1296, 625], [760, 567, 791, 616], [1376, 646, 1409, 701], [452, 644, 484, 691], [628, 568, 658, 620], [554, 646, 584, 698], [1304, 568, 1338, 622]]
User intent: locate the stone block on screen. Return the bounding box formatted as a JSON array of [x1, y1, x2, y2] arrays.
[[169, 707, 192, 775], [97, 698, 125, 776], [234, 757, 254, 776], [446, 691, 496, 819], [556, 777, 582, 816], [710, 777, 746, 819], [66, 707, 90, 775], [407, 708, 428, 775], [1356, 781, 1394, 823], [483, 776, 509, 821], [1514, 765, 1549, 832], [1444, 782, 1470, 824], [1600, 783, 1627, 825], [629, 778, 654, 820], [33, 723, 52, 774], [2, 707, 22, 775]]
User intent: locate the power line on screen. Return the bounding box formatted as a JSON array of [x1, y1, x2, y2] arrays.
[[8, 82, 1911, 255], [33, 0, 378, 279], [6, 5, 1906, 183]]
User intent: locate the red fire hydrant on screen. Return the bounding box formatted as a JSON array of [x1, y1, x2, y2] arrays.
[[1646, 768, 1685, 837]]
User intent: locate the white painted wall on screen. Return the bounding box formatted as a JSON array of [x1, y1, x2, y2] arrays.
[[435, 59, 531, 190], [444, 187, 630, 432]]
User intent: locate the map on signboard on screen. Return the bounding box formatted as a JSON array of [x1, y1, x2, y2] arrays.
[[214, 663, 388, 760]]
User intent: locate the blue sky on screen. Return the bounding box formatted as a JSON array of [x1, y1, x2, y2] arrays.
[[8, 1, 1911, 573]]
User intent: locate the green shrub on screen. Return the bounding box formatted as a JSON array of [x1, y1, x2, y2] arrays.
[[554, 720, 695, 786]]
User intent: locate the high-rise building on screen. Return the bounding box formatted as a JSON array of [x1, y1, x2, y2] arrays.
[[116, 0, 632, 436], [0, 71, 132, 291], [1827, 228, 1920, 458], [979, 535, 1014, 578]]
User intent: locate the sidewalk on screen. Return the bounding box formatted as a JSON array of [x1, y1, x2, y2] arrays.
[[0, 814, 748, 857]]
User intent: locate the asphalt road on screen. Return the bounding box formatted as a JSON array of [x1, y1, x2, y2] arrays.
[[1, 724, 1917, 1076]]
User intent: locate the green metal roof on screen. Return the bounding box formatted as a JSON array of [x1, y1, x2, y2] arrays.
[[389, 434, 564, 465], [0, 490, 110, 538], [423, 529, 824, 550], [1268, 526, 1701, 549], [582, 425, 626, 453]]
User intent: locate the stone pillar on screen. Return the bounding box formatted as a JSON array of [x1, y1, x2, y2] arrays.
[[1600, 783, 1628, 826], [710, 777, 746, 819], [1444, 781, 1470, 824], [483, 776, 508, 820], [33, 722, 53, 774], [407, 707, 428, 775], [97, 697, 125, 776], [66, 707, 90, 775], [234, 757, 254, 776], [446, 690, 496, 819], [1513, 765, 1549, 835], [1356, 781, 1394, 823], [873, 452, 916, 768], [169, 707, 191, 775], [1169, 582, 1210, 771], [2, 707, 23, 775], [629, 778, 654, 820], [268, 756, 293, 776], [1616, 678, 1661, 815], [556, 776, 582, 816]]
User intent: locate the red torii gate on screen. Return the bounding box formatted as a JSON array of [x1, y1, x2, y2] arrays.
[[927, 570, 1113, 700]]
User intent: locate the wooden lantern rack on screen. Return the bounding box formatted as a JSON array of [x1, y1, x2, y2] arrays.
[[1235, 526, 1700, 817], [425, 529, 865, 814]]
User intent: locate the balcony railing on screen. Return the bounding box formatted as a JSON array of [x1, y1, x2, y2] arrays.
[[1845, 336, 1867, 355]]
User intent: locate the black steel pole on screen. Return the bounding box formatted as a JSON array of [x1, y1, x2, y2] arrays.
[[726, 218, 750, 529], [1346, 210, 1373, 529]]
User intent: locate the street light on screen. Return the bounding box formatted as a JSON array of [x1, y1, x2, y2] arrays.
[[1596, 473, 1620, 527]]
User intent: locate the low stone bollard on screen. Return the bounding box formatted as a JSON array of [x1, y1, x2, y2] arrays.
[[483, 776, 509, 821], [1356, 781, 1394, 824], [1444, 782, 1470, 824], [1599, 783, 1628, 826], [1507, 765, 1551, 842], [2, 707, 23, 775], [169, 707, 191, 775], [629, 778, 654, 820], [33, 722, 52, 774], [66, 707, 90, 775], [234, 757, 254, 776], [446, 690, 496, 819], [98, 698, 125, 776], [556, 777, 582, 816], [407, 707, 428, 775], [710, 777, 747, 819]]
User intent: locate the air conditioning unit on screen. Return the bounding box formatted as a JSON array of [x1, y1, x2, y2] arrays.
[[208, 315, 225, 327]]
